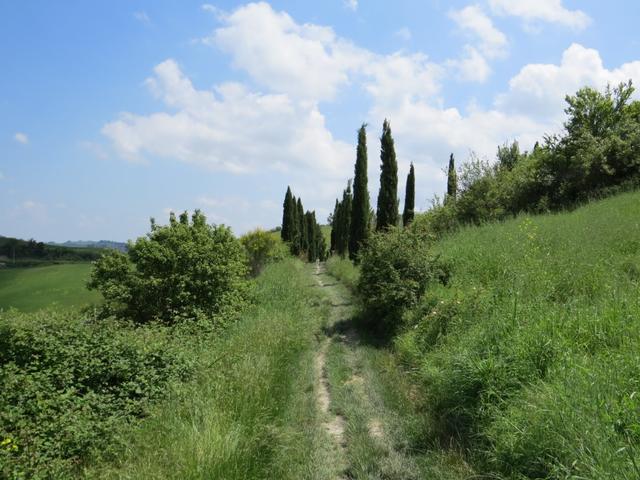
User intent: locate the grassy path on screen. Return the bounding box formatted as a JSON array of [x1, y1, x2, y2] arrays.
[[313, 263, 437, 480]]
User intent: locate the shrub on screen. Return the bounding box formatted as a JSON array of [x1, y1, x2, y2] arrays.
[[240, 229, 288, 276], [357, 227, 448, 331], [0, 309, 189, 478], [88, 210, 249, 325]]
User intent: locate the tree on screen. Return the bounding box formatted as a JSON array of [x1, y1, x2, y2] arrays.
[[241, 229, 287, 277], [350, 123, 370, 261], [334, 181, 352, 257], [402, 163, 415, 226], [88, 210, 249, 325], [330, 199, 339, 253], [306, 211, 317, 262], [445, 154, 457, 204], [295, 197, 306, 255], [497, 141, 521, 171], [376, 119, 398, 230], [281, 186, 295, 242]]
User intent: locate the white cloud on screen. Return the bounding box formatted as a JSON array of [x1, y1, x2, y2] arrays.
[[14, 132, 28, 144], [344, 0, 358, 11], [489, 0, 591, 30], [446, 46, 492, 83], [208, 2, 368, 101], [447, 5, 507, 83], [496, 43, 640, 122], [102, 59, 352, 177], [133, 11, 151, 25], [204, 3, 442, 104], [395, 27, 412, 41], [450, 5, 508, 58]]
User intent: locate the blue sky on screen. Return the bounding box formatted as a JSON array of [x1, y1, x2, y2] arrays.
[[2, 0, 640, 242]]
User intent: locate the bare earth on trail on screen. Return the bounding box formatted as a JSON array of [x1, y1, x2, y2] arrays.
[[312, 262, 422, 480]]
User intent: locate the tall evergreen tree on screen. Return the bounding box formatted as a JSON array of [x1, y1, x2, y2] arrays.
[[336, 181, 352, 257], [349, 124, 370, 261], [402, 163, 415, 226], [376, 119, 399, 230], [305, 211, 317, 262], [330, 199, 339, 253], [281, 186, 295, 242], [445, 154, 457, 204], [298, 198, 307, 253]]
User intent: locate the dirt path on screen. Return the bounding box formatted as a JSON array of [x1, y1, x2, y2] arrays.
[[312, 262, 421, 480]]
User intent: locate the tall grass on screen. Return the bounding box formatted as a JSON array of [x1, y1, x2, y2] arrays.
[[88, 259, 335, 479], [394, 191, 640, 478], [326, 256, 360, 292]]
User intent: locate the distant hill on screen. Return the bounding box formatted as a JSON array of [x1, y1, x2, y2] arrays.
[[0, 236, 111, 267], [48, 240, 127, 252]]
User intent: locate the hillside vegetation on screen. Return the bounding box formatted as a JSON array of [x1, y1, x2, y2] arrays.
[[362, 191, 640, 478]]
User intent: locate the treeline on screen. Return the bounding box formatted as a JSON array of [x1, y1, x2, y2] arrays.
[[0, 236, 103, 265], [280, 187, 327, 262], [424, 81, 640, 236]]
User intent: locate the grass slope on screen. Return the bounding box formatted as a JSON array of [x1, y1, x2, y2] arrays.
[[0, 263, 101, 312], [396, 190, 640, 478], [88, 259, 336, 480]]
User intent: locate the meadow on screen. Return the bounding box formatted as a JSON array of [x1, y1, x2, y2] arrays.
[[0, 263, 101, 312]]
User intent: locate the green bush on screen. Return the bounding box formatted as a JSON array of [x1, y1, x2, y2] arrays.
[[88, 210, 249, 325], [357, 228, 448, 330], [0, 309, 190, 478], [240, 228, 288, 276]]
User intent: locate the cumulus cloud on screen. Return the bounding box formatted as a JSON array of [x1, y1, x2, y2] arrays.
[[14, 132, 28, 144], [489, 0, 591, 30], [447, 5, 508, 83], [205, 2, 441, 103], [103, 59, 352, 177], [450, 5, 508, 58], [496, 43, 640, 122]]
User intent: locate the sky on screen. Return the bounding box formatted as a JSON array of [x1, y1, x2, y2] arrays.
[[2, 0, 640, 242]]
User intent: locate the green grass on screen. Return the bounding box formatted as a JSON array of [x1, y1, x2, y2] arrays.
[[87, 259, 336, 480], [0, 263, 101, 312], [394, 190, 640, 478], [326, 256, 360, 292]]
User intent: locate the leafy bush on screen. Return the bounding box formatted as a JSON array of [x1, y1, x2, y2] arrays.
[[240, 228, 288, 276], [0, 309, 190, 478], [88, 210, 249, 325], [357, 228, 448, 331]]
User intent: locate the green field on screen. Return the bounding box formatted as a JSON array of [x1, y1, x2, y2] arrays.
[[0, 263, 101, 312]]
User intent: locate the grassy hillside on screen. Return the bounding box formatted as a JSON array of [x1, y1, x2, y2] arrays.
[[394, 190, 640, 478], [0, 263, 101, 311]]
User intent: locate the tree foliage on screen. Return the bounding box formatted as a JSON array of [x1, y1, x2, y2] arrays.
[[402, 163, 415, 226], [349, 124, 370, 261], [376, 119, 399, 230], [88, 210, 249, 325]]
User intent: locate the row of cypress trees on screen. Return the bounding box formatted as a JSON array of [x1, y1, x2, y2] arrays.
[[331, 120, 417, 260], [281, 187, 327, 262], [280, 119, 459, 263]]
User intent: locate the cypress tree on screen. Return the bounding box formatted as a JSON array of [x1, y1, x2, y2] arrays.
[[376, 119, 398, 230], [445, 154, 457, 204], [402, 163, 415, 226], [337, 181, 352, 257], [349, 123, 370, 261], [297, 198, 306, 254], [281, 187, 294, 241], [330, 199, 339, 253], [306, 211, 317, 262]]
